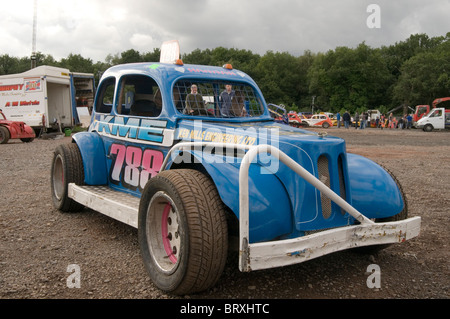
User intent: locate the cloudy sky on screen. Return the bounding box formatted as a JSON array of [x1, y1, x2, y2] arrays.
[[1, 0, 449, 62]]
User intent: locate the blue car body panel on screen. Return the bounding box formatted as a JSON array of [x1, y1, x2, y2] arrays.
[[72, 132, 108, 185], [73, 62, 405, 243], [347, 153, 404, 218]]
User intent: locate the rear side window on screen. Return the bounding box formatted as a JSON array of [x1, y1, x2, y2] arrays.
[[95, 77, 116, 114], [116, 75, 162, 117]]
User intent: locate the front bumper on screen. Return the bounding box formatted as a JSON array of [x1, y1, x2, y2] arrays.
[[240, 216, 421, 271]]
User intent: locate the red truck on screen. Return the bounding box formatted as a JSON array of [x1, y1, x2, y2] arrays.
[[414, 97, 450, 122]]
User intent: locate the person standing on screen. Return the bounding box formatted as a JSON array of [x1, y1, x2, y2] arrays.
[[354, 111, 359, 129], [219, 84, 236, 117], [388, 113, 394, 129], [343, 110, 351, 129], [185, 84, 204, 115], [360, 112, 366, 129], [336, 112, 341, 128], [406, 113, 413, 129]]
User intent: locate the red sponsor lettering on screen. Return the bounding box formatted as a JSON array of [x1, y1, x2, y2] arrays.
[[4, 100, 40, 107], [0, 84, 24, 92]]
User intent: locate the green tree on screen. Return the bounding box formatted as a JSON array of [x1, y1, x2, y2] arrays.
[[120, 49, 142, 64], [255, 51, 302, 106], [308, 43, 392, 113], [142, 48, 161, 62], [59, 53, 93, 73], [0, 54, 19, 75], [393, 38, 450, 106], [183, 48, 213, 65], [381, 33, 446, 78], [183, 47, 261, 79]]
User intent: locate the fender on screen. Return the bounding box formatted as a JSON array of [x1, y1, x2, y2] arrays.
[[347, 153, 404, 219], [72, 132, 108, 185], [167, 150, 293, 243]]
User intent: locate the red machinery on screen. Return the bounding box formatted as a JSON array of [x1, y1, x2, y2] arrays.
[[414, 97, 450, 122]]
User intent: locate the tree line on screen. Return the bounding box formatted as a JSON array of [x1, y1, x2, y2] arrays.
[[1, 32, 449, 115]]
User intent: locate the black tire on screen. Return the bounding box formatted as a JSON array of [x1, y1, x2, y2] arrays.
[[373, 165, 408, 223], [0, 126, 10, 144], [322, 122, 330, 128], [50, 143, 85, 212], [423, 124, 433, 132], [356, 165, 408, 254], [138, 169, 228, 295]]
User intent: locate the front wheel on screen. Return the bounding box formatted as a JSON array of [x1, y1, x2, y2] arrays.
[[138, 169, 228, 295], [356, 165, 408, 254], [423, 124, 433, 132]]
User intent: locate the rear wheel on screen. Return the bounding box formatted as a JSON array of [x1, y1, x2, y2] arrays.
[[322, 122, 330, 128], [138, 169, 228, 295], [0, 126, 10, 144], [51, 143, 85, 212]]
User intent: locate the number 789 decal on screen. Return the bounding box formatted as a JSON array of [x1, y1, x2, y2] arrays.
[[109, 143, 164, 192]]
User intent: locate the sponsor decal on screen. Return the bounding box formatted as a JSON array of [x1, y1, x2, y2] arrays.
[[90, 115, 174, 146]]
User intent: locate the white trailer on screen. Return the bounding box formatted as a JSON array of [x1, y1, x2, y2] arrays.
[[0, 65, 95, 131]]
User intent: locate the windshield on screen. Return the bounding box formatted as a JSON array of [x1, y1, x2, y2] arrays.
[[173, 79, 265, 118]]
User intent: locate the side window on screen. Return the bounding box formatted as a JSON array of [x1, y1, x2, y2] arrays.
[[95, 77, 116, 114], [116, 75, 162, 117]]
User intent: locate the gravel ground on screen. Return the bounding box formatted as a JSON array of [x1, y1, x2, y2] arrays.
[[0, 126, 448, 301]]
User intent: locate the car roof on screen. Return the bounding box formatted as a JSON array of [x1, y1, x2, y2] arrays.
[[99, 62, 272, 122], [102, 62, 257, 86]]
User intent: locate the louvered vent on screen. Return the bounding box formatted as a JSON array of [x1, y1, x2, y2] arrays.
[[338, 155, 346, 215], [317, 155, 332, 219]]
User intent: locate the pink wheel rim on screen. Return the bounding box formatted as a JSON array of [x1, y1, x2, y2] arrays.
[[161, 203, 177, 263]]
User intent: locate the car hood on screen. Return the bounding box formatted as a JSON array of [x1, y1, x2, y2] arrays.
[[175, 119, 345, 156]]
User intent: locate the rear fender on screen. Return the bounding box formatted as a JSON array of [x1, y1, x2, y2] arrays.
[[166, 150, 293, 243], [347, 153, 404, 219], [72, 132, 108, 185]]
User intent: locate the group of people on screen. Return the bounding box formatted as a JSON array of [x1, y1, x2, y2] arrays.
[[336, 111, 414, 129], [376, 113, 414, 129], [185, 83, 245, 117]]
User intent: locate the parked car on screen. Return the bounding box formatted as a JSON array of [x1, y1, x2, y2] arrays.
[[288, 111, 307, 127], [302, 114, 333, 128], [50, 55, 420, 295], [0, 109, 35, 144], [268, 103, 288, 124]]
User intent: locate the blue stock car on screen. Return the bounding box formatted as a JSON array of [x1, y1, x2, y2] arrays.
[[50, 60, 421, 295]]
